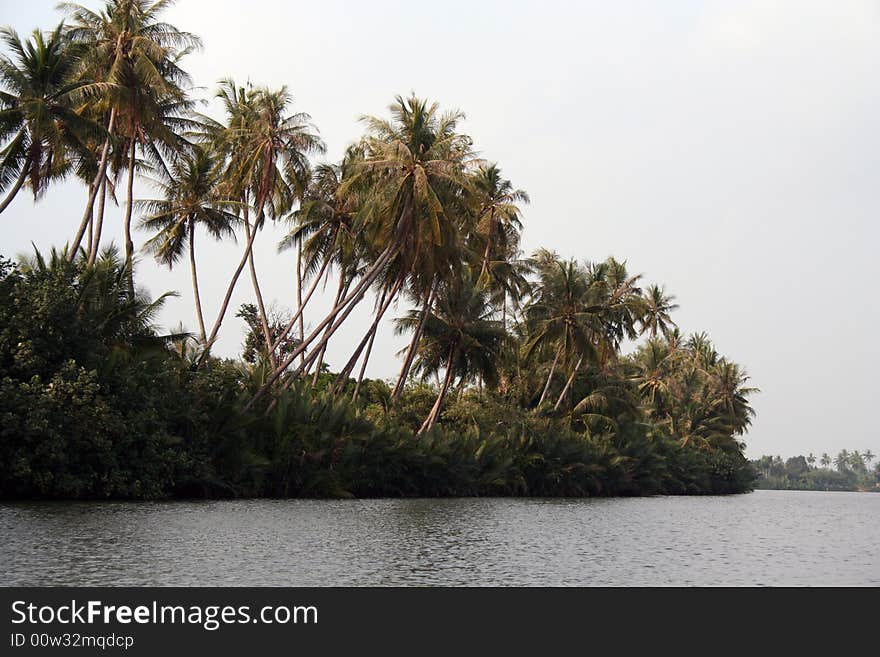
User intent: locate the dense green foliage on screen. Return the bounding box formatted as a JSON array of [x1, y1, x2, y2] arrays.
[[0, 2, 759, 500], [751, 451, 879, 492], [0, 253, 755, 499]]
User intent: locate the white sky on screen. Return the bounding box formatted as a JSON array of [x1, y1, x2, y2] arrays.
[[2, 0, 878, 459]]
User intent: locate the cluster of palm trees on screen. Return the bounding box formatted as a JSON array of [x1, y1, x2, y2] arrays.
[[1, 1, 756, 440]]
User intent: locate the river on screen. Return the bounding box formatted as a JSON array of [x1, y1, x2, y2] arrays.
[[1, 490, 877, 586]]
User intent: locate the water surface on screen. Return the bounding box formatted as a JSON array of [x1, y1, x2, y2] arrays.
[[1, 490, 877, 586]]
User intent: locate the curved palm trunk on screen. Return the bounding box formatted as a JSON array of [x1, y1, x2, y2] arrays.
[[267, 229, 337, 358], [123, 136, 136, 294], [352, 322, 378, 403], [243, 217, 276, 368], [554, 356, 583, 411], [333, 280, 400, 394], [537, 345, 563, 407], [202, 209, 265, 354], [297, 239, 305, 366], [189, 219, 207, 342], [479, 208, 496, 277], [70, 108, 117, 261], [418, 350, 456, 435], [85, 182, 95, 256], [87, 177, 108, 266], [244, 241, 398, 412], [310, 275, 348, 384], [0, 163, 28, 215], [391, 276, 438, 401]]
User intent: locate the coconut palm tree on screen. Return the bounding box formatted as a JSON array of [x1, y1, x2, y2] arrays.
[[60, 0, 201, 270], [245, 95, 474, 411], [523, 254, 599, 407], [398, 270, 506, 433], [471, 163, 528, 281], [138, 145, 239, 342], [350, 94, 475, 401], [0, 23, 98, 214], [200, 79, 323, 360], [640, 284, 678, 339]]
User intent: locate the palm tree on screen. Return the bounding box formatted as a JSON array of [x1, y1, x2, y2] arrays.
[[524, 254, 598, 407], [471, 163, 528, 281], [640, 284, 678, 338], [0, 23, 98, 214], [61, 0, 201, 271], [820, 452, 832, 469], [398, 271, 505, 433], [834, 449, 850, 473], [274, 148, 362, 362], [138, 145, 239, 342], [351, 94, 475, 401], [200, 80, 324, 359], [245, 95, 474, 411]]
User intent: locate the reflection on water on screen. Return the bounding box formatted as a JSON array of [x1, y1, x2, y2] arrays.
[[1, 490, 877, 586]]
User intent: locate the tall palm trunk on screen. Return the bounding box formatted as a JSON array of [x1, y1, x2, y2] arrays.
[[87, 177, 108, 266], [538, 345, 563, 407], [70, 108, 117, 260], [418, 350, 456, 434], [554, 356, 583, 411], [310, 275, 348, 384], [123, 135, 136, 294], [189, 218, 207, 342], [202, 207, 265, 354], [244, 240, 399, 411], [85, 182, 95, 256], [392, 276, 438, 401], [0, 163, 28, 214], [352, 322, 379, 403], [479, 208, 495, 277], [243, 216, 276, 368], [297, 239, 305, 366]]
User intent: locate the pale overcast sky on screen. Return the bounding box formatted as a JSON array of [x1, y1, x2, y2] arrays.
[[1, 0, 878, 459]]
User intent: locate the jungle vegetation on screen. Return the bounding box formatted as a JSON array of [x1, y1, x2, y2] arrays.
[[0, 1, 758, 499]]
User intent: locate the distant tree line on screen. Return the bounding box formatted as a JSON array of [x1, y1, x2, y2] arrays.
[[751, 450, 879, 492]]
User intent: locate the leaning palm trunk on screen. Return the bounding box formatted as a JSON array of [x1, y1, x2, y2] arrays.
[[243, 241, 399, 412], [70, 108, 117, 261], [189, 218, 207, 342], [242, 217, 276, 368], [418, 351, 456, 434], [87, 177, 108, 266], [85, 182, 95, 255], [332, 279, 401, 394], [537, 345, 563, 407], [310, 275, 349, 383], [0, 164, 28, 214], [352, 322, 378, 403], [479, 209, 496, 278], [267, 228, 339, 358], [554, 356, 583, 411], [391, 276, 438, 401], [202, 209, 265, 354], [297, 239, 305, 366]]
